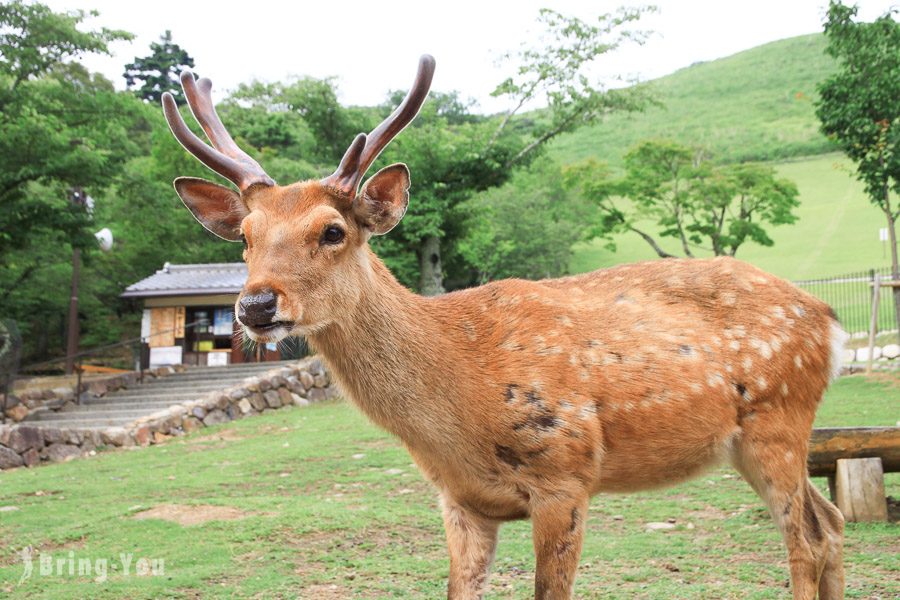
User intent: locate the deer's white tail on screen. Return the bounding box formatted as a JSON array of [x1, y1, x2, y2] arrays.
[[828, 320, 850, 382]]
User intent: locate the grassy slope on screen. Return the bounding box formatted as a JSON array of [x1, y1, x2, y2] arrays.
[[0, 375, 897, 599], [569, 153, 893, 281], [550, 34, 836, 167]]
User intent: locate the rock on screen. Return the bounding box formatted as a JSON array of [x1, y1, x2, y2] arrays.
[[244, 377, 261, 392], [42, 428, 65, 445], [228, 388, 249, 400], [324, 386, 341, 401], [249, 393, 267, 411], [257, 378, 271, 392], [63, 429, 82, 445], [855, 346, 881, 362], [299, 372, 315, 389], [7, 427, 43, 453], [263, 390, 282, 409], [308, 388, 327, 403], [313, 374, 329, 388], [277, 388, 293, 407], [0, 446, 24, 469], [152, 431, 169, 444], [51, 387, 75, 402], [279, 367, 294, 379], [133, 425, 152, 447], [882, 344, 900, 360], [4, 395, 21, 409], [225, 404, 238, 420], [22, 448, 40, 467], [0, 426, 10, 445], [290, 393, 309, 407], [5, 404, 29, 422], [87, 381, 108, 397], [308, 358, 324, 375], [191, 406, 207, 420], [237, 398, 253, 414], [101, 427, 132, 447], [46, 443, 81, 463], [182, 416, 203, 433], [286, 376, 305, 395], [215, 395, 230, 411], [269, 375, 287, 388], [645, 522, 677, 531], [203, 409, 229, 426]]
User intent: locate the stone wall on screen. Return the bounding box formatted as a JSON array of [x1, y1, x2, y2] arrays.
[[0, 358, 338, 470], [2, 365, 189, 424]]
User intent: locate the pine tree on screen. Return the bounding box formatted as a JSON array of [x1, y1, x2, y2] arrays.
[[123, 30, 194, 104]]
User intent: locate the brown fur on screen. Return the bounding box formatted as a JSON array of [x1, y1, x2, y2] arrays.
[[186, 178, 846, 599]]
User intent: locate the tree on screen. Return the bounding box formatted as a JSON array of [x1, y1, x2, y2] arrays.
[[123, 30, 194, 104], [458, 160, 597, 283], [377, 7, 655, 295], [815, 1, 900, 337], [564, 140, 800, 258]]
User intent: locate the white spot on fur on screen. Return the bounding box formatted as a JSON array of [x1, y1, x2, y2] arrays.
[[578, 404, 596, 419], [729, 340, 741, 351], [771, 306, 786, 320], [757, 377, 767, 391], [707, 373, 725, 388], [722, 292, 737, 306], [690, 383, 702, 394], [770, 337, 782, 352], [781, 382, 789, 397], [742, 356, 753, 372], [557, 315, 574, 327], [794, 355, 803, 369], [791, 304, 806, 317]]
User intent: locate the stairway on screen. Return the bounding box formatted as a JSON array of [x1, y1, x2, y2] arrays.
[[24, 361, 293, 430]]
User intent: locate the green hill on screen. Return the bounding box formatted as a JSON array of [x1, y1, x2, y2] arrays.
[[550, 34, 837, 166]]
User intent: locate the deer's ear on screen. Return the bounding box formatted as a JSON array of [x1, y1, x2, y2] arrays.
[[174, 177, 248, 242], [354, 163, 410, 236]]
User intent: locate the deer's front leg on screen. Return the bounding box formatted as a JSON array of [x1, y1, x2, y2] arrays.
[[531, 496, 589, 600], [440, 495, 500, 600]]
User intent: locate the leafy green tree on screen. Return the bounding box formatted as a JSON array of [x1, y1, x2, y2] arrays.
[[0, 2, 143, 360], [565, 140, 800, 258], [123, 30, 194, 104], [458, 160, 597, 283], [375, 7, 655, 295], [815, 1, 900, 334]]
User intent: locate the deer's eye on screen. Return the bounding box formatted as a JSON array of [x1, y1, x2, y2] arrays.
[[240, 233, 248, 248], [321, 225, 345, 245]]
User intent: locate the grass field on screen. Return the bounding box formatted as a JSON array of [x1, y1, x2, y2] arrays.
[[549, 34, 836, 168], [0, 374, 897, 599], [569, 153, 895, 287]]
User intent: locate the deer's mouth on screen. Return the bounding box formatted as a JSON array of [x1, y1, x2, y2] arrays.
[[244, 321, 294, 340]]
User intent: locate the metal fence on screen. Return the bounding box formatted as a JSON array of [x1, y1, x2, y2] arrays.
[[794, 267, 897, 335]]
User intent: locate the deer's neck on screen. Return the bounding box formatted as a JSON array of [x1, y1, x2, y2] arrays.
[[307, 250, 450, 443]]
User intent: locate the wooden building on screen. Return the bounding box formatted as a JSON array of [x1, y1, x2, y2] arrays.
[[122, 262, 301, 367]]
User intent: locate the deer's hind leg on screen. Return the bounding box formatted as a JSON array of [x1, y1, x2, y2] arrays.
[[730, 412, 844, 600]]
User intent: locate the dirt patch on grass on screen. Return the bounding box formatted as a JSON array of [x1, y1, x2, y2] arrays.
[[132, 504, 249, 526]]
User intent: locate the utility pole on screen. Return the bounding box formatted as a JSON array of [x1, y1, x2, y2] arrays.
[[64, 188, 86, 375]]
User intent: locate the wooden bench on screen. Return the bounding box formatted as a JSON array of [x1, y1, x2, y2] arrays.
[[808, 427, 900, 522]]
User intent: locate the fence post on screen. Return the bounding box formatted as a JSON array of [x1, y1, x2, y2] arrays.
[[866, 274, 882, 374]]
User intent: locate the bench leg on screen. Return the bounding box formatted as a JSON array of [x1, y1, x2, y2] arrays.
[[834, 457, 888, 522]]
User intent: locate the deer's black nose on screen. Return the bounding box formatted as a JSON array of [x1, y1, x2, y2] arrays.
[[238, 290, 277, 327]]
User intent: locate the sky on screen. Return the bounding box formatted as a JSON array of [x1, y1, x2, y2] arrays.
[[43, 0, 897, 114]]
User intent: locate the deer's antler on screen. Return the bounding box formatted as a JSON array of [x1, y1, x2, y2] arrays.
[[162, 71, 275, 192], [322, 54, 436, 198]]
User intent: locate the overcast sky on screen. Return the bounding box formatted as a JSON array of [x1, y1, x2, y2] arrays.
[[44, 0, 896, 114]]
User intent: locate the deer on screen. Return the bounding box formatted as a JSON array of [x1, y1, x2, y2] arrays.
[[162, 55, 848, 600]]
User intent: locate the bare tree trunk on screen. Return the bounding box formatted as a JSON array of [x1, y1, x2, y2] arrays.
[[418, 235, 445, 297]]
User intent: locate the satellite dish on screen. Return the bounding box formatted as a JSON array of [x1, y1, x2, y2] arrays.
[[95, 227, 114, 252]]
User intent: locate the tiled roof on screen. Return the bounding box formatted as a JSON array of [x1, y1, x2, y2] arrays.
[[121, 263, 247, 298]]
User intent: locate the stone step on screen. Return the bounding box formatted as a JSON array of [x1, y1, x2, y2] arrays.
[[80, 393, 214, 406], [30, 408, 172, 421], [101, 383, 244, 399]]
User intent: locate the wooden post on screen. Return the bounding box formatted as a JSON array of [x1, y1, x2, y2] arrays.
[[834, 457, 888, 522], [866, 274, 881, 374]]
